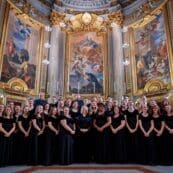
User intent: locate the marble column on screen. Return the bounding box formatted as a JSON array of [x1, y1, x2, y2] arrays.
[[47, 26, 65, 97], [110, 24, 125, 101]]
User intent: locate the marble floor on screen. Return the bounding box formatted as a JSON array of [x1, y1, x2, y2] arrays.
[[0, 164, 173, 173]]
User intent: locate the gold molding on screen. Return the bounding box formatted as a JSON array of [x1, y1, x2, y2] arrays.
[[50, 11, 123, 32], [128, 0, 168, 28], [64, 32, 108, 98]]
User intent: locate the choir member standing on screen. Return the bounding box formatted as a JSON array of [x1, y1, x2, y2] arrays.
[[18, 105, 32, 164], [125, 99, 139, 163], [0, 106, 16, 166], [110, 106, 126, 163], [163, 104, 173, 165], [138, 104, 154, 164], [93, 103, 111, 163], [58, 106, 75, 165], [152, 105, 165, 165], [29, 105, 45, 165], [45, 107, 59, 165], [75, 106, 93, 163]]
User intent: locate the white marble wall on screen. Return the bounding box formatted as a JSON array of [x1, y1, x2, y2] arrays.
[[47, 26, 65, 97], [110, 24, 125, 101]]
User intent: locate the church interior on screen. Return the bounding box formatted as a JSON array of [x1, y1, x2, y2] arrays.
[[0, 0, 173, 173]]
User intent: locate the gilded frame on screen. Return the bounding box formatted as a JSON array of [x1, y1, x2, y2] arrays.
[[0, 3, 44, 96], [129, 6, 173, 96], [64, 32, 108, 98]]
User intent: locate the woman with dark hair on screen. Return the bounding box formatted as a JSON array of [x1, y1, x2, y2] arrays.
[[58, 106, 75, 165], [45, 107, 59, 165], [75, 105, 93, 163], [152, 105, 165, 165], [163, 104, 173, 165], [125, 99, 139, 163], [138, 104, 154, 164], [18, 105, 32, 164], [110, 106, 126, 163], [93, 103, 111, 163], [29, 105, 45, 165], [0, 106, 16, 166]]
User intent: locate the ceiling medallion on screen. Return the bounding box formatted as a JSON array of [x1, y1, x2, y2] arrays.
[[50, 10, 123, 32], [81, 12, 92, 25]]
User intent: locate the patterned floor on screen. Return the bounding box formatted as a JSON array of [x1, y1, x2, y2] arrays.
[[0, 164, 173, 173]]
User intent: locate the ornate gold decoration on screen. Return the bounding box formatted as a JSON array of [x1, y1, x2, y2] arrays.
[[50, 11, 123, 32], [107, 11, 124, 27], [50, 10, 66, 26], [128, 0, 168, 28], [144, 80, 168, 95]]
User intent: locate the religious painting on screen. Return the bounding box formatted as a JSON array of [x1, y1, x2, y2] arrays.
[[132, 12, 172, 93], [0, 0, 7, 43], [66, 32, 107, 96], [0, 10, 41, 90]]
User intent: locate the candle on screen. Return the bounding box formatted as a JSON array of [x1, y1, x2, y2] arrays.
[[77, 82, 80, 94], [57, 81, 59, 95], [93, 82, 95, 94], [114, 81, 116, 92], [47, 82, 50, 92]]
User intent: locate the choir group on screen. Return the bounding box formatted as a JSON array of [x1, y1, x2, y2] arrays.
[[0, 92, 173, 166]]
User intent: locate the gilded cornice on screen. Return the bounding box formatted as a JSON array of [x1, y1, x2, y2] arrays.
[[124, 0, 168, 27], [50, 10, 123, 32]]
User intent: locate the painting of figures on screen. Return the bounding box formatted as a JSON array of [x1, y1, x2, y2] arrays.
[[68, 32, 104, 94], [134, 13, 171, 89], [0, 10, 39, 89]]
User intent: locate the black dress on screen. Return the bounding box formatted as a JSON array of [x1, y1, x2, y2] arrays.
[[58, 116, 75, 165], [13, 114, 21, 165], [152, 115, 164, 165], [111, 114, 126, 163], [138, 114, 154, 164], [0, 117, 15, 166], [125, 109, 139, 163], [163, 115, 173, 165], [45, 116, 59, 165], [94, 112, 111, 163], [18, 115, 31, 164], [0, 116, 3, 167], [75, 115, 93, 163], [29, 115, 45, 165]]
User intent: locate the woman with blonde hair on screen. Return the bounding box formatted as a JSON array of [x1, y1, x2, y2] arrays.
[[29, 105, 45, 165]]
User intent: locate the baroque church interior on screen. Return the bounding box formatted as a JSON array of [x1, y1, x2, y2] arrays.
[[0, 0, 173, 173]]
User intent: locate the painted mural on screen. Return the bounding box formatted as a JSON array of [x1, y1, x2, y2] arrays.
[[0, 10, 39, 89], [68, 32, 104, 94], [134, 13, 171, 89]]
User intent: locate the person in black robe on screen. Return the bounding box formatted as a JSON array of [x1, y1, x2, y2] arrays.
[[163, 104, 173, 165], [138, 104, 154, 164], [29, 105, 45, 165], [75, 105, 93, 163], [125, 99, 139, 163], [45, 107, 59, 165], [93, 103, 111, 163], [17, 105, 32, 164], [152, 105, 165, 165], [13, 104, 22, 165], [0, 106, 16, 166], [58, 106, 75, 165], [34, 92, 48, 109], [0, 104, 5, 167], [110, 106, 126, 163]]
